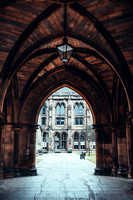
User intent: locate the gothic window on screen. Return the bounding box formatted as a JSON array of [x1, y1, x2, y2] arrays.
[[79, 104, 83, 115], [61, 133, 67, 149], [75, 103, 83, 115], [55, 133, 60, 150], [61, 104, 65, 115], [56, 103, 65, 115], [56, 104, 60, 115], [75, 104, 79, 115], [42, 104, 46, 114]]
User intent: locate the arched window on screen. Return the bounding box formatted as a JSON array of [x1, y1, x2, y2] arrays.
[[61, 132, 67, 149], [79, 104, 83, 115], [75, 104, 79, 115], [61, 104, 65, 115], [75, 103, 83, 115], [74, 133, 78, 141], [56, 103, 65, 115], [42, 104, 46, 114], [56, 104, 60, 115], [55, 133, 60, 150]]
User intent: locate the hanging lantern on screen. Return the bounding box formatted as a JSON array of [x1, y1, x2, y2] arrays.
[[57, 38, 73, 63], [57, 3, 73, 63]]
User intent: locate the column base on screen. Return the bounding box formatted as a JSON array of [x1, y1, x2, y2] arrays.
[[111, 167, 118, 177], [28, 167, 37, 176], [94, 167, 111, 176], [4, 168, 14, 178], [14, 168, 21, 177], [20, 168, 29, 176], [0, 170, 4, 179], [118, 168, 128, 178], [127, 168, 133, 179]]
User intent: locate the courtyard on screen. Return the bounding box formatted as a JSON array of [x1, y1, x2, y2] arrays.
[[0, 153, 133, 200]]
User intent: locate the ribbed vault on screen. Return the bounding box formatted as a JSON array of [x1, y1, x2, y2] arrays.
[[0, 0, 133, 116]]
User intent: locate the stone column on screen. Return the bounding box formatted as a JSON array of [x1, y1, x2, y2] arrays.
[[93, 124, 104, 175], [111, 126, 118, 176], [13, 126, 21, 176], [0, 112, 4, 178], [126, 112, 133, 178], [28, 125, 38, 176]]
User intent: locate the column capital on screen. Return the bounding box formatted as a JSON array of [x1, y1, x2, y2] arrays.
[[28, 123, 39, 131], [92, 123, 103, 130], [13, 124, 21, 132]]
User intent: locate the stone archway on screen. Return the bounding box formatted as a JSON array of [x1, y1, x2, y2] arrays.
[[14, 67, 112, 177], [0, 65, 132, 178]]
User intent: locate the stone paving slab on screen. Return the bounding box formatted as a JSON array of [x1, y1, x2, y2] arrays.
[[0, 153, 133, 200]]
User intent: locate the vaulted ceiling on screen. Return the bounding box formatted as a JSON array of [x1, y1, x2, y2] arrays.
[[0, 0, 133, 116]]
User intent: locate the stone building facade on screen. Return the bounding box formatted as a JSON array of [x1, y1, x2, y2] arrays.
[[36, 88, 95, 153]]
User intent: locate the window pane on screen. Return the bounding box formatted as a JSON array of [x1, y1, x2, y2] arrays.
[[75, 117, 78, 125], [61, 118, 64, 125], [62, 133, 66, 140], [75, 104, 79, 115], [56, 104, 60, 115], [79, 104, 83, 115], [61, 104, 64, 115], [80, 117, 83, 125], [56, 118, 60, 125], [42, 117, 46, 125]]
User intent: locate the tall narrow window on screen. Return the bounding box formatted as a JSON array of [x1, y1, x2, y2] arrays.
[[55, 133, 60, 150], [42, 104, 46, 114], [75, 104, 78, 115], [56, 104, 60, 115], [41, 117, 46, 125], [79, 104, 83, 115], [61, 104, 65, 115], [61, 133, 67, 149]]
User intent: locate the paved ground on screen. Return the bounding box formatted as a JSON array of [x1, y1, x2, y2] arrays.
[[0, 153, 133, 200]]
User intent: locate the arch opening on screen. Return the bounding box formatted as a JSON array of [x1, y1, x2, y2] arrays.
[[36, 87, 95, 163]]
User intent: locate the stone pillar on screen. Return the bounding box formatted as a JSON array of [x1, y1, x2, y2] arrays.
[[111, 126, 118, 176], [0, 112, 4, 178], [93, 124, 103, 173], [93, 123, 111, 175], [126, 112, 133, 178], [13, 126, 21, 176], [28, 125, 38, 176]]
